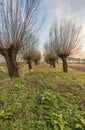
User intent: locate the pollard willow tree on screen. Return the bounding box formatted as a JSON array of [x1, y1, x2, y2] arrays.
[[50, 21, 82, 72], [44, 42, 57, 68], [32, 48, 41, 65], [22, 34, 39, 70], [23, 49, 33, 70], [44, 29, 58, 68], [0, 0, 44, 77]]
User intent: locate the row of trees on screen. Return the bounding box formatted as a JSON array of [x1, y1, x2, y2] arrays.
[[0, 0, 83, 77], [44, 21, 82, 72], [23, 46, 41, 69], [0, 0, 44, 78]]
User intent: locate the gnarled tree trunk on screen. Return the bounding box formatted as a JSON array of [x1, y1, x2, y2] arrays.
[[34, 60, 38, 66], [27, 60, 32, 69], [1, 48, 19, 78], [62, 57, 68, 72], [49, 59, 52, 66], [58, 54, 68, 73], [52, 60, 56, 68]]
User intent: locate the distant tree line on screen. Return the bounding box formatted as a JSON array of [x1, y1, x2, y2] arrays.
[[68, 57, 85, 63]]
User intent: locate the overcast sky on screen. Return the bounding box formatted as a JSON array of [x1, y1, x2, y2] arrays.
[[39, 0, 85, 57]]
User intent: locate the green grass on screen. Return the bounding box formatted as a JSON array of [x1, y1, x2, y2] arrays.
[[0, 63, 85, 130]]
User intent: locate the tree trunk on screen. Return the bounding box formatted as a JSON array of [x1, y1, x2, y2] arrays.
[[52, 60, 56, 68], [49, 59, 52, 66], [62, 57, 68, 73], [35, 60, 38, 66], [56, 58, 59, 64], [28, 61, 32, 69], [4, 50, 19, 78]]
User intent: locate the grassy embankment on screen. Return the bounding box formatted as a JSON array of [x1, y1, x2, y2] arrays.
[[0, 63, 85, 130]]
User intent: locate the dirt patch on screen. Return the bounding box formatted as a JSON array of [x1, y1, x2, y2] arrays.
[[53, 83, 72, 93]]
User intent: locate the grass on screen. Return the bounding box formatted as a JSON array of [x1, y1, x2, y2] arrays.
[[0, 63, 85, 130]]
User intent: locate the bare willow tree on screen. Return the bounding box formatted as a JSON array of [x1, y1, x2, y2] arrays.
[[22, 34, 39, 70], [50, 20, 82, 72], [32, 48, 41, 65], [0, 0, 44, 77], [44, 42, 57, 68], [44, 29, 58, 68], [23, 49, 33, 70], [44, 53, 57, 67]]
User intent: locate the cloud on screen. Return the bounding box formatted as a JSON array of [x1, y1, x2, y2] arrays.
[[47, 0, 85, 24], [54, 0, 71, 19]]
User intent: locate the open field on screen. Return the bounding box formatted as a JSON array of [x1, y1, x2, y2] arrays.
[[0, 63, 85, 130], [68, 64, 85, 73]]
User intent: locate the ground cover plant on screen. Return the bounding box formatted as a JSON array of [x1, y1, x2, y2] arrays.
[[0, 63, 85, 130]]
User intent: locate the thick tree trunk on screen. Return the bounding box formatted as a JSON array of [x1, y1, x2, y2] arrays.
[[52, 60, 56, 68], [62, 57, 68, 73], [28, 61, 32, 69], [4, 51, 19, 78]]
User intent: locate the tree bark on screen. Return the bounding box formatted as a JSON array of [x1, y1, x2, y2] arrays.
[[35, 60, 38, 66], [27, 61, 32, 69], [4, 50, 19, 78], [49, 59, 52, 66], [56, 58, 59, 64], [52, 60, 56, 68], [62, 57, 68, 73]]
